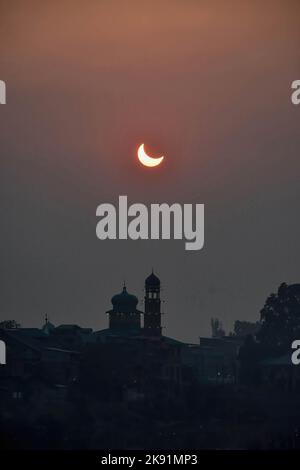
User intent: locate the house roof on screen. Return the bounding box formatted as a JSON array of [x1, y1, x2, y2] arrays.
[[3, 329, 79, 354], [261, 354, 292, 366]]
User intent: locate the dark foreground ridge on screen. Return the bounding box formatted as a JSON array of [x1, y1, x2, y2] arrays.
[[1, 277, 300, 450]]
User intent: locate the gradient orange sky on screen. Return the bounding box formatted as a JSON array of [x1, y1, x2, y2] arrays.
[[1, 0, 300, 341]]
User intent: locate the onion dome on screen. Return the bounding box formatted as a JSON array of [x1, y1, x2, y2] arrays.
[[111, 285, 139, 313], [145, 270, 160, 288]]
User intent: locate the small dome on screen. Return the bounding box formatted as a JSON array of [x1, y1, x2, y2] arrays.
[[42, 319, 55, 335], [145, 271, 160, 287], [111, 285, 138, 313]]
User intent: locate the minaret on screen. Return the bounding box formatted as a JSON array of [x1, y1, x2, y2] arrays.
[[144, 270, 162, 336]]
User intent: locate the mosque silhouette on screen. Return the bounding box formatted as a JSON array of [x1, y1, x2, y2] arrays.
[[97, 271, 164, 339]]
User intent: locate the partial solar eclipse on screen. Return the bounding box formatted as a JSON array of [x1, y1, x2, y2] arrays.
[[137, 143, 164, 168]]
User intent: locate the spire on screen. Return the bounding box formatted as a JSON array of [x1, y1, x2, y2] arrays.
[[42, 315, 55, 335]]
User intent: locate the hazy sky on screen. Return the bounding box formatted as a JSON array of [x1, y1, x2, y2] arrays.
[[0, 0, 300, 341]]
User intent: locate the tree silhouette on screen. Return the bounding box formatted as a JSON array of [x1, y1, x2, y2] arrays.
[[210, 317, 225, 338], [230, 320, 260, 338], [257, 283, 300, 354], [0, 320, 21, 329]]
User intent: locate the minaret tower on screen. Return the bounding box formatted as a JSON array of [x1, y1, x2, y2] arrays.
[[144, 270, 162, 336]]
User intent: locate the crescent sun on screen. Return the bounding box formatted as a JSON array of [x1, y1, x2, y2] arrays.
[[137, 143, 164, 168]]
